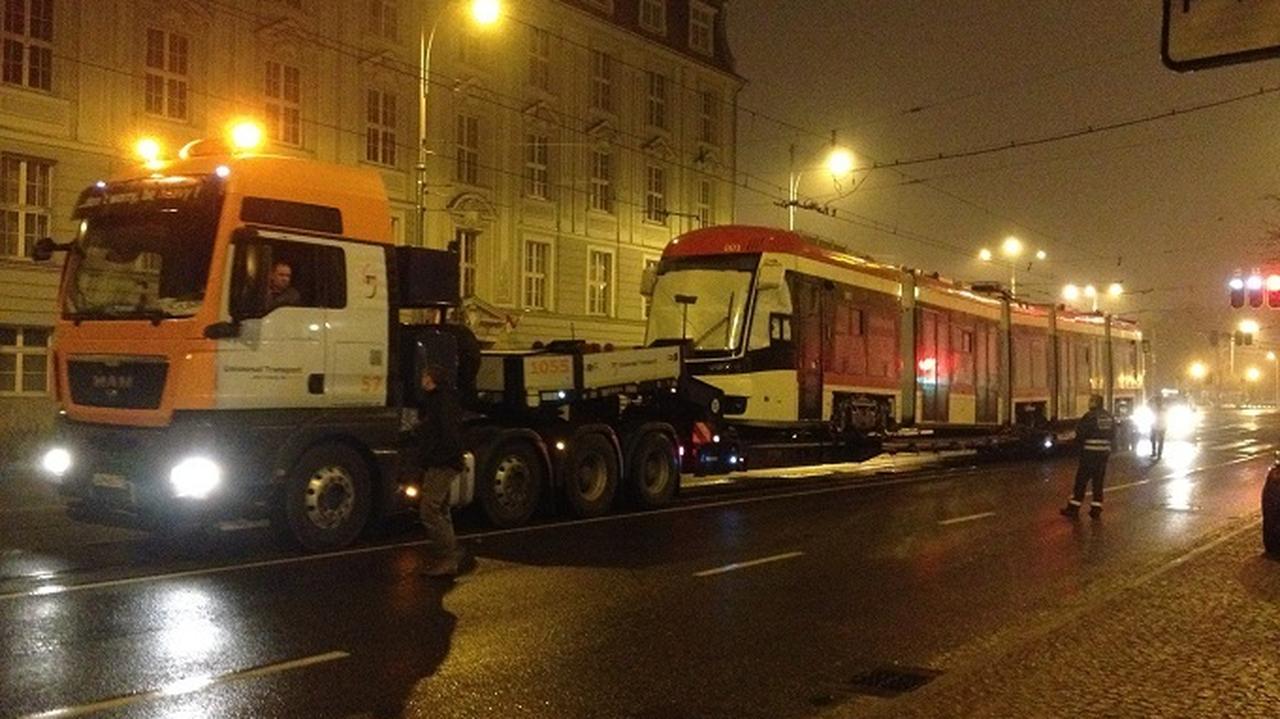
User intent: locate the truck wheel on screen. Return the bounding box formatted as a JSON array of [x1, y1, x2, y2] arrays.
[[626, 430, 678, 509], [279, 444, 372, 552], [564, 432, 619, 518], [478, 440, 544, 528]]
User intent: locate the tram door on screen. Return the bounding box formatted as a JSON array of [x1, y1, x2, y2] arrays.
[[791, 275, 825, 420], [919, 309, 951, 422], [975, 321, 1000, 423]]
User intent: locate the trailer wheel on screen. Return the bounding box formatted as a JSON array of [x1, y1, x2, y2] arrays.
[[564, 432, 619, 518], [626, 430, 678, 509], [477, 440, 544, 528], [279, 444, 372, 552]]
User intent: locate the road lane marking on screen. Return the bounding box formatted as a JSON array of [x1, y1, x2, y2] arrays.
[[20, 650, 349, 718], [1, 452, 1267, 603], [0, 468, 994, 602], [1107, 480, 1150, 492], [694, 551, 804, 577], [937, 511, 996, 526]]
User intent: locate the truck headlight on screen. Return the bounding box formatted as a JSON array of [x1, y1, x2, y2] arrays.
[[170, 457, 222, 500], [41, 447, 72, 477]]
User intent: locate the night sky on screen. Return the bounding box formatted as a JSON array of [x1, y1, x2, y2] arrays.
[[728, 1, 1280, 388]]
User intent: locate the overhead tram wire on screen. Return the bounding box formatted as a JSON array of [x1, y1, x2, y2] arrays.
[[197, 0, 1098, 271]]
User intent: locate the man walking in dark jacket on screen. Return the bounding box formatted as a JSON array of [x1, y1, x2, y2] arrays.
[[1061, 394, 1115, 519], [414, 364, 467, 577]]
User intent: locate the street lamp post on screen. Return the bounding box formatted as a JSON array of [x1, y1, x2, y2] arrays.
[[788, 139, 855, 231], [418, 0, 500, 246], [980, 236, 1043, 298]]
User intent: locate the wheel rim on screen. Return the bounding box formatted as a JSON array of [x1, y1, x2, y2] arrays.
[[304, 465, 356, 530], [493, 455, 534, 514], [639, 448, 671, 495], [575, 452, 608, 503]]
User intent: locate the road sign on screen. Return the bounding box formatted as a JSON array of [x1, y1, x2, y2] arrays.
[[1163, 0, 1280, 72]]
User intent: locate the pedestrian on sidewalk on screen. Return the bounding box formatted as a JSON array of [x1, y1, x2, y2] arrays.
[[1062, 394, 1115, 519], [413, 364, 468, 577]]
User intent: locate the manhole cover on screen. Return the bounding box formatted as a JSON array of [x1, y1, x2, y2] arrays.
[[848, 666, 942, 698]]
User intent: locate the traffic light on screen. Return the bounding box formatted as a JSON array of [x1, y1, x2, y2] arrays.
[[1230, 277, 1245, 308], [1248, 274, 1265, 308], [1267, 275, 1280, 307]]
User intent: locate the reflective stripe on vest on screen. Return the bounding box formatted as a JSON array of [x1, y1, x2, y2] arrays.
[[1084, 440, 1111, 452]]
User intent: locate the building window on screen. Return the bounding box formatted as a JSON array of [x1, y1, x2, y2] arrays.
[[456, 228, 478, 298], [0, 326, 49, 395], [590, 49, 613, 113], [455, 114, 479, 185], [367, 0, 397, 41], [646, 71, 667, 130], [145, 28, 189, 120], [527, 26, 550, 92], [0, 155, 50, 259], [365, 89, 397, 166], [639, 0, 665, 34], [265, 62, 301, 146], [588, 249, 613, 316], [523, 133, 549, 200], [589, 149, 613, 213], [645, 165, 666, 224], [689, 2, 715, 55], [642, 257, 658, 319], [696, 179, 714, 228], [2, 0, 52, 91], [699, 89, 719, 145], [523, 239, 550, 310]]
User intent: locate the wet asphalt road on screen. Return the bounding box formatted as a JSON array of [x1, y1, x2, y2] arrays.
[[0, 408, 1273, 718]]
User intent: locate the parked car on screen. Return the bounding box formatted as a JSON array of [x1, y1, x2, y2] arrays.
[[1264, 461, 1280, 556]]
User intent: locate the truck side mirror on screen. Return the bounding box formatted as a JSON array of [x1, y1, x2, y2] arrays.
[[756, 259, 785, 292], [640, 265, 659, 298], [228, 231, 270, 321], [31, 237, 73, 263]]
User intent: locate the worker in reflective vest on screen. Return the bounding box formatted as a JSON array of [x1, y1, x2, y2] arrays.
[[1061, 394, 1115, 520]]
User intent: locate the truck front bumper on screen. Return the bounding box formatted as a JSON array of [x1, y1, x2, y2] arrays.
[[42, 416, 276, 529]]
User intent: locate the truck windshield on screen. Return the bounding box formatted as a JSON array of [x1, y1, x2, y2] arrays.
[[646, 267, 755, 354], [64, 176, 223, 321]]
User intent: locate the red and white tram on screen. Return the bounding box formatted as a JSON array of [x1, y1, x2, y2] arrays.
[[644, 225, 1144, 458]]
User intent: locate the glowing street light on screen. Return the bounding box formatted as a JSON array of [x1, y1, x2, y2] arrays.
[[979, 248, 993, 262], [1247, 366, 1262, 383], [1188, 361, 1208, 380], [1240, 319, 1261, 335], [1063, 284, 1081, 302], [826, 148, 855, 177], [470, 0, 501, 24], [1035, 249, 1047, 261], [1001, 236, 1024, 258], [1107, 282, 1124, 298]]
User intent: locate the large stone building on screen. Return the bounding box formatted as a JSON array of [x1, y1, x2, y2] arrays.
[[0, 0, 742, 436]]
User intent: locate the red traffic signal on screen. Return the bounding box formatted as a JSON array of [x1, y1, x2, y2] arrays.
[[1267, 275, 1280, 307]]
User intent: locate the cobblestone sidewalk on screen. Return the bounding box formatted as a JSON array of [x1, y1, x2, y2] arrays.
[[843, 517, 1280, 718]]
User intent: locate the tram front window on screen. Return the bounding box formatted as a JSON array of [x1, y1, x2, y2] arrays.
[[646, 267, 754, 354]]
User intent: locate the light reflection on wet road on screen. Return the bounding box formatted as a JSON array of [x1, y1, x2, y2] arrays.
[[0, 408, 1274, 718]]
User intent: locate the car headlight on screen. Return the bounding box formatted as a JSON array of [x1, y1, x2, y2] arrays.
[[1132, 406, 1155, 435], [40, 447, 72, 477], [169, 457, 222, 500]]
